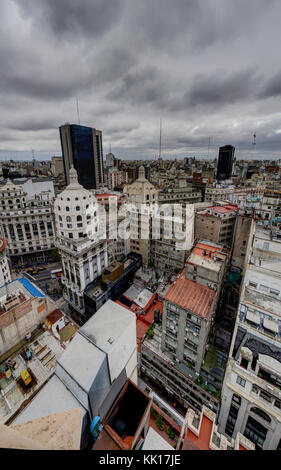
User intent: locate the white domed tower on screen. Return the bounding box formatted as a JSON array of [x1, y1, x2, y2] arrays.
[[54, 167, 108, 319]]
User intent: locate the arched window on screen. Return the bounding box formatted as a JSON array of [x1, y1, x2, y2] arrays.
[[66, 216, 72, 223], [59, 215, 62, 221], [251, 407, 271, 423], [77, 215, 82, 222], [76, 206, 80, 211], [66, 207, 70, 211]]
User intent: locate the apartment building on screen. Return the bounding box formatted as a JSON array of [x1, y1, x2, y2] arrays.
[[205, 184, 265, 204], [0, 179, 55, 265], [140, 241, 229, 414], [231, 210, 254, 271], [218, 226, 281, 450], [158, 187, 202, 205], [123, 166, 158, 266], [195, 204, 238, 246], [0, 278, 50, 356]]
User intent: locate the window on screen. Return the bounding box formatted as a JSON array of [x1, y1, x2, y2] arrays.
[[274, 400, 281, 409], [76, 206, 80, 211], [260, 285, 269, 293], [263, 242, 269, 250], [236, 376, 246, 387], [260, 390, 272, 404], [251, 407, 271, 423], [240, 357, 249, 370], [270, 288, 280, 296]]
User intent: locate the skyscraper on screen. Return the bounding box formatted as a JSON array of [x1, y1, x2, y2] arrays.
[[217, 145, 235, 181], [59, 123, 104, 189]]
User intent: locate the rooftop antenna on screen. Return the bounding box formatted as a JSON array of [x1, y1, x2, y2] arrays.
[[159, 117, 162, 160], [252, 133, 257, 145], [208, 136, 211, 159], [76, 97, 81, 125]]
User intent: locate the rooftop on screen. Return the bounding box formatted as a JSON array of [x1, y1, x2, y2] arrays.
[[46, 309, 64, 324], [209, 204, 238, 214], [142, 426, 174, 450], [182, 406, 255, 451], [0, 278, 45, 305], [9, 408, 82, 450], [93, 380, 151, 450], [0, 331, 65, 425], [116, 293, 163, 352], [165, 271, 216, 320]]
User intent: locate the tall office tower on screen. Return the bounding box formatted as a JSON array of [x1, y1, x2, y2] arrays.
[[218, 225, 281, 450], [59, 124, 104, 190], [217, 145, 235, 181]]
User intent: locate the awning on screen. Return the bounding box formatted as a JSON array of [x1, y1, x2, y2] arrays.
[[246, 311, 260, 325], [263, 318, 279, 334]]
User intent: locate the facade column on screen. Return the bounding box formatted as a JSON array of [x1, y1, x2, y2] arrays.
[[97, 254, 101, 276], [232, 396, 248, 439]]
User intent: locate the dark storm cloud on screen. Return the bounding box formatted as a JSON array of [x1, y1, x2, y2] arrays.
[[182, 68, 261, 109], [107, 66, 173, 108], [13, 0, 125, 38], [259, 71, 281, 99], [1, 0, 281, 158]]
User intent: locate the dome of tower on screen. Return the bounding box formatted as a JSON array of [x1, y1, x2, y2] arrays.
[[54, 167, 100, 242]]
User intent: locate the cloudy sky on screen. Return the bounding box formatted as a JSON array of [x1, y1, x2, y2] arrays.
[[1, 0, 281, 161]]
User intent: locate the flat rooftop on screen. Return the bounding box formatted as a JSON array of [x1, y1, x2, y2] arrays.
[[0, 278, 45, 306], [0, 331, 65, 425], [165, 271, 216, 320]]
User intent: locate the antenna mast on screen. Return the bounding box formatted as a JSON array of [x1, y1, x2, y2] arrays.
[[208, 137, 211, 159], [76, 97, 81, 125], [159, 118, 162, 159]]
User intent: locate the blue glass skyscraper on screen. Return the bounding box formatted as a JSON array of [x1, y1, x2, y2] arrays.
[[59, 124, 104, 189]]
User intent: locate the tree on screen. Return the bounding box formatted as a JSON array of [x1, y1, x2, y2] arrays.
[[51, 248, 60, 261]]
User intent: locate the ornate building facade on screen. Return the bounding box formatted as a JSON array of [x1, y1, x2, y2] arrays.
[[54, 168, 108, 322], [0, 179, 55, 265]]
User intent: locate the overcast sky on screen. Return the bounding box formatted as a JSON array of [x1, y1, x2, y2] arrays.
[[1, 0, 281, 161]]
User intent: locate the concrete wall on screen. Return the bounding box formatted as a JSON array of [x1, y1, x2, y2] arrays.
[[0, 298, 48, 356]]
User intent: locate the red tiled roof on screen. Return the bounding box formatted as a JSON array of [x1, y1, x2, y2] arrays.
[[210, 205, 238, 213], [165, 271, 216, 320], [47, 309, 64, 324]]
